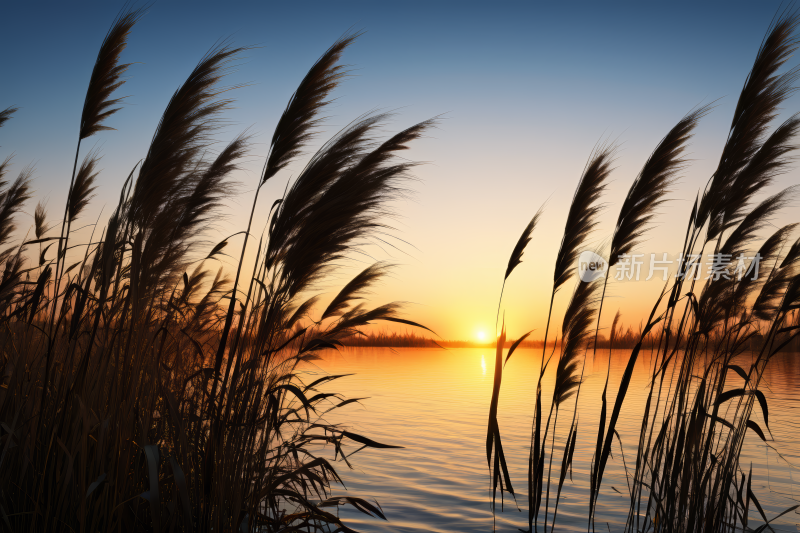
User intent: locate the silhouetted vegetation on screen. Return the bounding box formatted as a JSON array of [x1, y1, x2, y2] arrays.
[[340, 331, 440, 348], [488, 9, 800, 533], [0, 7, 433, 532]]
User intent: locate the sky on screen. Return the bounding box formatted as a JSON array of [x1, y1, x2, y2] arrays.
[[2, 1, 800, 341]]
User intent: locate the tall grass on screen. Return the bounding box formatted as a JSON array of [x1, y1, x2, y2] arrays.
[[0, 8, 433, 532], [488, 9, 800, 533]]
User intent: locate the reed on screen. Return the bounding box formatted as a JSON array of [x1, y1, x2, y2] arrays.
[[0, 8, 433, 533], [487, 8, 800, 533]]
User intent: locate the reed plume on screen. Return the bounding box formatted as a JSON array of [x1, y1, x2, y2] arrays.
[[130, 43, 244, 231], [68, 151, 100, 223], [179, 135, 248, 231], [148, 133, 249, 281], [267, 116, 436, 301], [720, 189, 795, 260], [0, 106, 17, 136], [539, 144, 613, 364], [721, 114, 800, 231], [262, 33, 359, 185], [554, 280, 599, 407], [287, 294, 322, 329], [698, 11, 800, 240], [732, 224, 796, 310], [0, 106, 16, 187], [0, 168, 33, 281], [506, 209, 542, 281], [79, 7, 144, 139], [698, 188, 800, 326], [610, 309, 622, 346], [124, 47, 248, 304], [33, 201, 47, 239], [0, 168, 33, 249], [321, 262, 390, 320], [610, 107, 708, 265], [553, 145, 614, 292], [754, 232, 800, 320], [496, 208, 542, 326], [0, 156, 11, 188], [780, 270, 800, 313], [213, 33, 360, 387], [780, 235, 800, 268]]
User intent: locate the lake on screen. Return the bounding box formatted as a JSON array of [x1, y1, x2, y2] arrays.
[[306, 348, 800, 532]]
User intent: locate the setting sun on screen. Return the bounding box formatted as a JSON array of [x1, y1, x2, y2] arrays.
[[476, 330, 487, 342]]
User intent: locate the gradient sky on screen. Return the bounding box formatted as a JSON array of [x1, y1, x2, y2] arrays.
[[3, 1, 800, 341]]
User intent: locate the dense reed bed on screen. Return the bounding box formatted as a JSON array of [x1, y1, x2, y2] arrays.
[[0, 8, 434, 533], [488, 9, 800, 533]]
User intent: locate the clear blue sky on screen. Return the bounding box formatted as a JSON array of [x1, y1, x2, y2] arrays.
[[2, 1, 798, 339]]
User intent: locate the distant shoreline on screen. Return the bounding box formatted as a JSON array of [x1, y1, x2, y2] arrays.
[[338, 332, 800, 351]]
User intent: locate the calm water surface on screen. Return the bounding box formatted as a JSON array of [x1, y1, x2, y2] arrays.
[[306, 348, 800, 532]]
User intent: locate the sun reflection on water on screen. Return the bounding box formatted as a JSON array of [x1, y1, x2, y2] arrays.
[[310, 348, 800, 532]]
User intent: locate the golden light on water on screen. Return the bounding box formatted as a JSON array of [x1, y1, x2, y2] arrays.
[[313, 348, 800, 531]]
